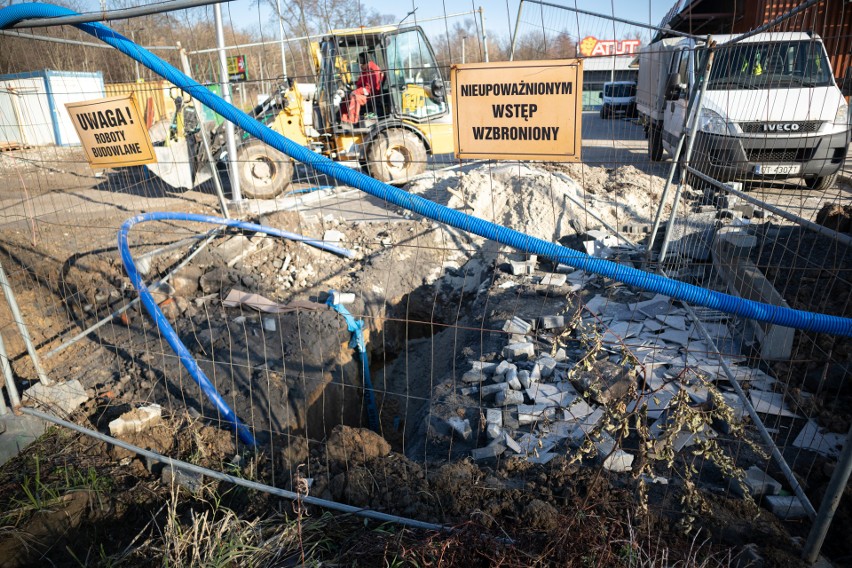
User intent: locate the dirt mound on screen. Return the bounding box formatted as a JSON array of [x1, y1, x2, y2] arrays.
[[407, 162, 663, 243], [325, 425, 391, 464], [816, 202, 852, 233]]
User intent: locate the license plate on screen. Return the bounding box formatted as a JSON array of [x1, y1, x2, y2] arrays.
[[754, 164, 801, 175]]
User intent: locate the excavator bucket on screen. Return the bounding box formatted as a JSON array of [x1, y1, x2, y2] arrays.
[[144, 142, 213, 190]]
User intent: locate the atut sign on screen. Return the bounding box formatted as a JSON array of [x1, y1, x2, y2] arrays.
[[65, 94, 156, 168], [578, 36, 641, 57], [451, 59, 583, 161]]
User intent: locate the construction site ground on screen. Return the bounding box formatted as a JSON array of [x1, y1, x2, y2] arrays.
[[0, 112, 850, 566]]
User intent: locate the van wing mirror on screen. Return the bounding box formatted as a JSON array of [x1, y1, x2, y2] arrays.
[[842, 67, 852, 98], [665, 72, 683, 100], [598, 92, 603, 99]]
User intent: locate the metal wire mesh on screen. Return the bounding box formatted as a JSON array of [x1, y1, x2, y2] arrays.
[[0, 0, 850, 564]]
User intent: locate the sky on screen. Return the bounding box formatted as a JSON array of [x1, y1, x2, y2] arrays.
[[44, 0, 676, 46]]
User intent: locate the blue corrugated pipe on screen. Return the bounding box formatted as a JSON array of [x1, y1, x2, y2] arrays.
[[118, 212, 355, 447], [2, 3, 851, 337], [325, 290, 380, 432]]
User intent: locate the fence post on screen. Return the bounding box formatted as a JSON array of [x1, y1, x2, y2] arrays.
[[657, 38, 715, 265], [803, 423, 852, 563]]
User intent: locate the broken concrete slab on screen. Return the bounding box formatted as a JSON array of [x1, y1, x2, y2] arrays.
[[627, 388, 675, 419], [518, 370, 532, 389], [538, 316, 566, 330], [539, 273, 567, 287], [574, 361, 635, 405], [471, 438, 507, 460], [656, 314, 687, 331], [658, 329, 692, 347], [109, 404, 163, 437], [23, 380, 88, 415], [792, 420, 845, 458], [462, 370, 488, 383], [470, 360, 498, 374], [749, 391, 799, 418], [563, 400, 596, 421], [603, 450, 634, 472], [161, 465, 204, 494], [322, 229, 346, 244], [494, 360, 516, 378]]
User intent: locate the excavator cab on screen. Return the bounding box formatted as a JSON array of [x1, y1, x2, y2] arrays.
[[314, 26, 452, 182]]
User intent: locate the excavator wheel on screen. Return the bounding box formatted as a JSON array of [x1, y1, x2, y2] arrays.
[[235, 141, 294, 199], [367, 128, 427, 183]]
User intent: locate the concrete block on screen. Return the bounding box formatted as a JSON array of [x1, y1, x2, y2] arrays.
[[161, 465, 203, 494], [503, 316, 532, 335], [330, 290, 355, 305], [323, 229, 346, 244], [502, 409, 520, 429], [462, 370, 487, 383], [764, 495, 808, 520], [517, 404, 556, 425], [518, 370, 532, 389], [0, 414, 46, 467], [24, 380, 88, 415], [480, 382, 510, 397], [505, 368, 522, 390], [539, 273, 567, 287], [470, 360, 498, 374], [447, 417, 472, 441], [109, 404, 163, 437], [536, 351, 564, 379], [732, 466, 782, 498], [712, 228, 794, 360], [486, 422, 503, 439], [509, 260, 535, 276], [262, 317, 277, 332], [495, 389, 524, 406], [494, 360, 515, 377], [538, 315, 566, 330], [503, 432, 522, 454], [503, 342, 535, 360], [485, 408, 503, 426]]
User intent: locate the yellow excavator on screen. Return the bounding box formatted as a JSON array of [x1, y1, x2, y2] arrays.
[[146, 25, 453, 198]]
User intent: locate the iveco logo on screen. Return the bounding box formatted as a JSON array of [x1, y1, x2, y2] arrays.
[[763, 123, 800, 132]]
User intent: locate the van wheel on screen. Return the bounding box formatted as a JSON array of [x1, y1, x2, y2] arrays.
[[805, 174, 837, 191], [236, 141, 293, 199], [648, 125, 664, 161], [367, 128, 427, 183]]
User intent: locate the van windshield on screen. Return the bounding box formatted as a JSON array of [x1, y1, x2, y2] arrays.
[[707, 40, 833, 90], [604, 83, 636, 97]]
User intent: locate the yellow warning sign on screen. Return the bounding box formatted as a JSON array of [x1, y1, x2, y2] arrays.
[[451, 59, 583, 161], [65, 94, 156, 168]]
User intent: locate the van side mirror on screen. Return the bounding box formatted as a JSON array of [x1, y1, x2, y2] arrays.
[[665, 72, 682, 100], [598, 92, 603, 99], [842, 67, 852, 98]]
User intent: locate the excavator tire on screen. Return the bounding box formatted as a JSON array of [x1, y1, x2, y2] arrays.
[[367, 128, 427, 183], [235, 141, 294, 199]]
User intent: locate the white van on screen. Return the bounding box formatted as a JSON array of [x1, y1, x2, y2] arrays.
[[638, 32, 850, 190], [599, 81, 637, 119]]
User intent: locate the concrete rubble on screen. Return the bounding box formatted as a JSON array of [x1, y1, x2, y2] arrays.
[[456, 239, 828, 507], [109, 404, 163, 437]]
